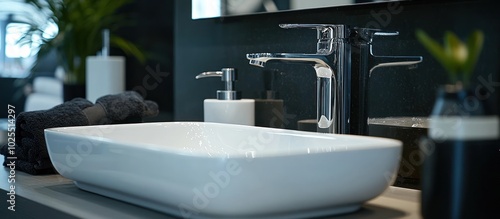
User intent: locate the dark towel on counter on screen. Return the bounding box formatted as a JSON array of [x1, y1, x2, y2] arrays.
[[0, 98, 93, 174], [96, 90, 159, 123], [0, 91, 159, 175]]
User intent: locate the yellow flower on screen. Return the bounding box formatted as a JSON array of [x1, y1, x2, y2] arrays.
[[415, 29, 484, 86]]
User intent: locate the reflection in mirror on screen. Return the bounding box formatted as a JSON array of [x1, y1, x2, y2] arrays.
[[192, 0, 402, 19]]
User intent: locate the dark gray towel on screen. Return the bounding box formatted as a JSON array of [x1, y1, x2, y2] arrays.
[[96, 90, 159, 124], [0, 91, 159, 175], [1, 98, 93, 174]]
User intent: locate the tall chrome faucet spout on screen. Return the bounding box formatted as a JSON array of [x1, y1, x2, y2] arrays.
[[246, 52, 338, 133], [246, 53, 331, 73]]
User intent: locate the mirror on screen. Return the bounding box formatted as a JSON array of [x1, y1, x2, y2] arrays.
[[192, 0, 403, 19]]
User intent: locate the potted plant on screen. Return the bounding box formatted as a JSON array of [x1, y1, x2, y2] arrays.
[[415, 28, 486, 118], [21, 0, 145, 99], [415, 29, 498, 218]]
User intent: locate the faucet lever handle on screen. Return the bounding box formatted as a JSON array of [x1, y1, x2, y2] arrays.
[[351, 28, 423, 73], [279, 23, 348, 39], [279, 23, 339, 30], [373, 30, 399, 36], [353, 28, 399, 43], [279, 24, 349, 54]]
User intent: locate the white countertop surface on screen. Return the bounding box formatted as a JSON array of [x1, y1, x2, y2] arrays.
[[0, 167, 422, 218]]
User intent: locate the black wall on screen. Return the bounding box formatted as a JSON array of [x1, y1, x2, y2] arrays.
[[173, 0, 499, 131]]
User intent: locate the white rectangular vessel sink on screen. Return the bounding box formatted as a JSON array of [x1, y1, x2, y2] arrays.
[[45, 122, 402, 218]]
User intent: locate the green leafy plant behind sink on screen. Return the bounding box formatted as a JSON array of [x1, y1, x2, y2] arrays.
[[22, 0, 145, 85], [415, 29, 484, 87]]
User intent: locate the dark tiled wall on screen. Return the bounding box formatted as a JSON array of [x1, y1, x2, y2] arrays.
[[174, 0, 499, 131]]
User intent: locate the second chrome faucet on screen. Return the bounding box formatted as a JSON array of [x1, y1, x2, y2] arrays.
[[247, 24, 423, 135]]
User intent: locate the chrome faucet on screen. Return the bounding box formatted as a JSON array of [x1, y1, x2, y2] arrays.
[[247, 24, 349, 133], [246, 24, 423, 134]]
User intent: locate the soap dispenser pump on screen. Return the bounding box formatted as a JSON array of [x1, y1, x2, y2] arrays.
[[196, 68, 255, 125]]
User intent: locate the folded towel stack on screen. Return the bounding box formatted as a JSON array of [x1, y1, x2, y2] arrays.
[[0, 91, 159, 174]]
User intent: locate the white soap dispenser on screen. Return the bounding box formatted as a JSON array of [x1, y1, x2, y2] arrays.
[[196, 68, 255, 126]]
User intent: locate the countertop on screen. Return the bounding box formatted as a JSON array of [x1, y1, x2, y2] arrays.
[[0, 167, 422, 219]]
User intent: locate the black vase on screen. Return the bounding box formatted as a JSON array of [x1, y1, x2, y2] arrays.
[[63, 83, 86, 102], [420, 84, 500, 219]]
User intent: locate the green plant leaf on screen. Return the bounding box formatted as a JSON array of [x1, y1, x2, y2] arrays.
[[415, 29, 457, 80], [444, 31, 467, 72], [463, 30, 484, 80], [111, 36, 146, 63]]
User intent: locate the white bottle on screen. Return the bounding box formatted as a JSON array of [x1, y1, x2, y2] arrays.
[[196, 68, 254, 126], [86, 56, 125, 103], [86, 29, 125, 103]]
